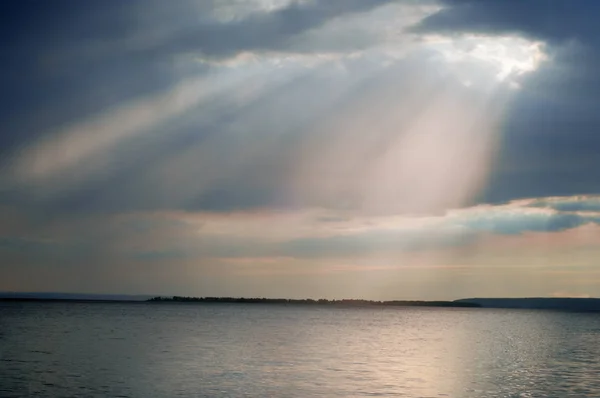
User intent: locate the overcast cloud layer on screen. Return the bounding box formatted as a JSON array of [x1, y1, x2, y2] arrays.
[[1, 0, 599, 299]]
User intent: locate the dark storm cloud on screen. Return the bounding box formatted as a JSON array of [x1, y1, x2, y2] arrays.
[[416, 0, 600, 45], [1, 1, 181, 156], [4, 0, 397, 59], [138, 0, 398, 59], [0, 0, 395, 156]]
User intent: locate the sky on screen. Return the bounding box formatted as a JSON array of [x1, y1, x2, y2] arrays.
[[1, 0, 600, 300]]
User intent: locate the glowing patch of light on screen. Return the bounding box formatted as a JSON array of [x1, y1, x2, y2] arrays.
[[425, 35, 548, 87]]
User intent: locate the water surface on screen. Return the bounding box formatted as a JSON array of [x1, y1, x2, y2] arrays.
[[1, 302, 599, 397]]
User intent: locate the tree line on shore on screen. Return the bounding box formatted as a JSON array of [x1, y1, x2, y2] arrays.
[[147, 296, 480, 307]]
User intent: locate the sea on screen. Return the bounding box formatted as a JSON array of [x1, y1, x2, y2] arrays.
[[1, 301, 599, 397]]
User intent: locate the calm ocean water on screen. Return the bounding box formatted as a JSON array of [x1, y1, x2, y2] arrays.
[[1, 302, 599, 397]]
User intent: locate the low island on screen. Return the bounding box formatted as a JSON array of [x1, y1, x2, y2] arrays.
[[146, 296, 481, 308]]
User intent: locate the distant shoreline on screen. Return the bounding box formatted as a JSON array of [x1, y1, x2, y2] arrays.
[[2, 296, 600, 311], [0, 297, 146, 304], [147, 296, 480, 307], [0, 296, 477, 307]]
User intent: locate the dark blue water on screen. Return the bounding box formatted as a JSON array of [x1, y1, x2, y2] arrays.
[[1, 302, 599, 397]]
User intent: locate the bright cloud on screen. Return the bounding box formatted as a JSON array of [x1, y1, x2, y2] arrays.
[[424, 34, 547, 86]]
